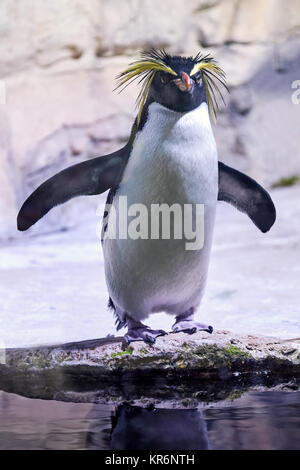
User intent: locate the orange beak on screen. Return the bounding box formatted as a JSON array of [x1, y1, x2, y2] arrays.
[[181, 72, 192, 90], [173, 72, 193, 92]]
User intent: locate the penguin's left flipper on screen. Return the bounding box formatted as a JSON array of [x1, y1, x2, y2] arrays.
[[218, 162, 276, 233], [17, 143, 131, 231]]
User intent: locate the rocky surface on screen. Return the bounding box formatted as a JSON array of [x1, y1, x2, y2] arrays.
[[0, 0, 300, 239], [1, 330, 299, 405]]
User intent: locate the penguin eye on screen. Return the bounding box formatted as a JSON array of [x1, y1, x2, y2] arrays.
[[195, 76, 202, 86], [160, 75, 168, 84]]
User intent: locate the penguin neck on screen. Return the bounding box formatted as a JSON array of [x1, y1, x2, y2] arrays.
[[138, 99, 212, 136]]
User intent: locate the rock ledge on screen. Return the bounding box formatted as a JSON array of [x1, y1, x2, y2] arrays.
[[1, 330, 299, 405]]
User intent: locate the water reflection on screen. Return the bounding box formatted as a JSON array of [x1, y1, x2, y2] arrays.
[[203, 391, 300, 450], [88, 405, 209, 450], [0, 390, 299, 450]]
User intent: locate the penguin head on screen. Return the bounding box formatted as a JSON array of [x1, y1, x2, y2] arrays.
[[148, 56, 207, 114], [116, 49, 227, 125]]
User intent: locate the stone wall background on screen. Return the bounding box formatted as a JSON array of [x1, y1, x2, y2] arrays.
[[0, 0, 299, 240]]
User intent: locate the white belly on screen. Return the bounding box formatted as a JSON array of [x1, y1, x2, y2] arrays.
[[103, 102, 218, 321]]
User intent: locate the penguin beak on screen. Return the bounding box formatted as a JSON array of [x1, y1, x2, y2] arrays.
[[173, 72, 193, 92]]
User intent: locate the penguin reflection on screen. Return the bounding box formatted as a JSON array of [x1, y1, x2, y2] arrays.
[[86, 404, 209, 450]]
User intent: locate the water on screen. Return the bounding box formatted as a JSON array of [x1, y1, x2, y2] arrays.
[[0, 390, 299, 450]]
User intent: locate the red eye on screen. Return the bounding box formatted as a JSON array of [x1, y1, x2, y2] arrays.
[[196, 77, 202, 85], [160, 75, 167, 84]]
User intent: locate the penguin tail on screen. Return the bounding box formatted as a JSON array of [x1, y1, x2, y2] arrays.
[[108, 297, 127, 331]]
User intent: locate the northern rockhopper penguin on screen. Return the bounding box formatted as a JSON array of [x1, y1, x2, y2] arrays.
[[17, 49, 276, 345]]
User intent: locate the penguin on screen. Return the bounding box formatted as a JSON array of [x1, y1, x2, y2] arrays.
[[84, 403, 209, 450], [17, 49, 276, 345], [108, 404, 209, 451]]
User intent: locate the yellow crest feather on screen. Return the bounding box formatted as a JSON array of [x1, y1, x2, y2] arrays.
[[115, 51, 177, 125], [190, 54, 228, 124]]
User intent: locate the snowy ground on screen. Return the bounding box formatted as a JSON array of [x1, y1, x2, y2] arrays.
[[1, 186, 299, 348]]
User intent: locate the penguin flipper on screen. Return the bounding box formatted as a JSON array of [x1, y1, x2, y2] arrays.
[[218, 161, 276, 233], [17, 144, 131, 231]]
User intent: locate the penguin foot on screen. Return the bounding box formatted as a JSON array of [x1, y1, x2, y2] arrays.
[[124, 326, 167, 345], [172, 308, 213, 335], [172, 321, 213, 335]]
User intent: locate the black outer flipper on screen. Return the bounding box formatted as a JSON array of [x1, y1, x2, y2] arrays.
[[218, 161, 276, 233], [17, 143, 131, 231]]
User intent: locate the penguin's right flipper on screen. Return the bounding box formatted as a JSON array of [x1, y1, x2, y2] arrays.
[[17, 144, 131, 231], [218, 161, 276, 233]]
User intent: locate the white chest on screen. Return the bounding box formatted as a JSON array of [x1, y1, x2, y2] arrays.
[[119, 102, 218, 206], [104, 102, 219, 318]]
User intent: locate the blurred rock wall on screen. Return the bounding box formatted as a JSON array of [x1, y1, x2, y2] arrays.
[[0, 0, 300, 239]]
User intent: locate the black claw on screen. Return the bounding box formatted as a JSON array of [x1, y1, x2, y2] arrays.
[[187, 327, 197, 335], [145, 334, 156, 345], [158, 330, 167, 336], [123, 336, 131, 347]]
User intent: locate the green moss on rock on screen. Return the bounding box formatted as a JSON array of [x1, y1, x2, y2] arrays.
[[272, 175, 299, 188], [223, 345, 250, 358], [110, 348, 133, 359]]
